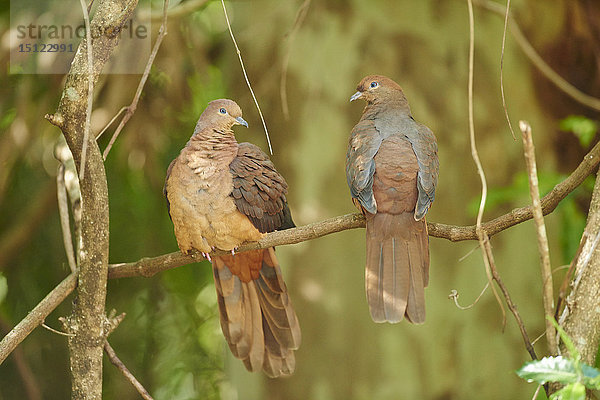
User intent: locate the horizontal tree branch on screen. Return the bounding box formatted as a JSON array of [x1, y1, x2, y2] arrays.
[[109, 139, 600, 278], [1, 134, 598, 366], [108, 213, 366, 279]]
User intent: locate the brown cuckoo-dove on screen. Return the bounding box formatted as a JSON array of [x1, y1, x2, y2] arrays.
[[164, 99, 300, 377], [346, 75, 439, 324]]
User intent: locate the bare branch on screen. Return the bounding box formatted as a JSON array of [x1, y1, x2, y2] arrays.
[[429, 140, 600, 241], [56, 158, 77, 273], [103, 0, 170, 160], [520, 121, 557, 354], [104, 341, 154, 400], [41, 323, 75, 337], [221, 0, 273, 154], [483, 232, 538, 360], [108, 213, 365, 278], [0, 273, 77, 364], [95, 106, 126, 140], [474, 0, 600, 112]]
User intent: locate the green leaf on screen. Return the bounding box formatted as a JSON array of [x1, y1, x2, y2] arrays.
[[550, 383, 586, 400], [0, 273, 6, 305], [559, 115, 598, 147], [516, 356, 580, 385]]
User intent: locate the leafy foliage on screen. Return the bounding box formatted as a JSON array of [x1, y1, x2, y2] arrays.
[[516, 318, 600, 399]]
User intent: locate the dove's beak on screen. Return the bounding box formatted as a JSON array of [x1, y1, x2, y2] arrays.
[[350, 91, 363, 102], [235, 116, 249, 127]]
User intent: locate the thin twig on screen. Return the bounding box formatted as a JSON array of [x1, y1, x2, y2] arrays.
[[428, 139, 600, 241], [520, 120, 557, 355], [483, 232, 537, 360], [531, 331, 545, 346], [474, 0, 600, 112], [280, 0, 311, 120], [555, 237, 586, 320], [78, 0, 94, 181], [57, 164, 77, 273], [104, 341, 154, 400], [458, 243, 480, 261], [95, 106, 126, 140], [572, 228, 600, 291], [448, 283, 489, 310], [41, 323, 75, 337], [103, 0, 170, 160], [466, 0, 506, 322], [499, 0, 516, 139], [221, 0, 273, 154]]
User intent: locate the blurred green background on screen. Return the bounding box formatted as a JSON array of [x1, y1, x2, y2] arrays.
[[1, 0, 599, 399]]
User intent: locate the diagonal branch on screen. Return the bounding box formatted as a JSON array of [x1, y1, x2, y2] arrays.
[[429, 140, 600, 241], [104, 341, 154, 400], [474, 0, 600, 112], [0, 273, 77, 364], [102, 0, 170, 160], [482, 232, 538, 360]]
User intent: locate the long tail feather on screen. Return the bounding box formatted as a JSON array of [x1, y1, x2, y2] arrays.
[[365, 212, 429, 324], [213, 248, 300, 377]]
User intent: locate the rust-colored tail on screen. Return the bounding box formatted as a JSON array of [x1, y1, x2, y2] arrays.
[[212, 248, 301, 377], [365, 212, 429, 324]]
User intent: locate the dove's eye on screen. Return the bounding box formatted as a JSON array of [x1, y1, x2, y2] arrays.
[[219, 108, 227, 114], [370, 81, 378, 88]]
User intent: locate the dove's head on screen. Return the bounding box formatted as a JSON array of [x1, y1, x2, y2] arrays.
[[195, 99, 248, 134], [350, 75, 408, 108]]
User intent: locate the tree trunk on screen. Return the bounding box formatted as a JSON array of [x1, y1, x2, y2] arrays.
[[559, 170, 600, 400], [49, 1, 138, 398]]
